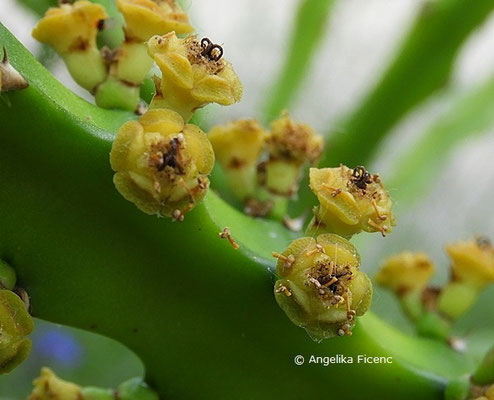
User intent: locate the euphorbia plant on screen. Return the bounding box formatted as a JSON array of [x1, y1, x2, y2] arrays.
[[1, 0, 494, 399]]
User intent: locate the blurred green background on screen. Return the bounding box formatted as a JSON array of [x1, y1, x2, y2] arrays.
[[1, 0, 494, 397]]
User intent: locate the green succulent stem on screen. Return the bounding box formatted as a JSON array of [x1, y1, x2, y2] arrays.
[[0, 23, 482, 400]]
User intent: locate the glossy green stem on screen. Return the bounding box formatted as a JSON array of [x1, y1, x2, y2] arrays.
[[0, 24, 475, 399]]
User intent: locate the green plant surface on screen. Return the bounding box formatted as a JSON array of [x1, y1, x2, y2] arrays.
[[262, 0, 334, 122], [0, 22, 481, 400]]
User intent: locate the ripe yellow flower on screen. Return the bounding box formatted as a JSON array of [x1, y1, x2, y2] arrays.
[[32, 1, 108, 91], [307, 165, 395, 238], [263, 111, 323, 196], [110, 109, 214, 219], [32, 1, 106, 54], [375, 252, 435, 295], [273, 233, 372, 340], [29, 368, 82, 400], [446, 238, 494, 288], [148, 32, 243, 121], [209, 119, 268, 199], [117, 0, 193, 41]]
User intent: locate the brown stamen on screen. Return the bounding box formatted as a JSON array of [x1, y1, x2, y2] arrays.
[[219, 227, 240, 250]]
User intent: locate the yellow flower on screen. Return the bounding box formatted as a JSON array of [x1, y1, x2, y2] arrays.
[[110, 109, 214, 219], [209, 119, 267, 168], [375, 252, 435, 295], [262, 111, 323, 197], [148, 32, 243, 121], [273, 233, 372, 340], [307, 165, 395, 238], [29, 368, 82, 400], [209, 119, 267, 200], [117, 0, 193, 41], [446, 237, 494, 288], [32, 1, 108, 91], [32, 1, 106, 54], [268, 111, 323, 165]]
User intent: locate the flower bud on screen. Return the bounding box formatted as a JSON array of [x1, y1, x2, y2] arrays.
[[110, 108, 214, 218], [29, 368, 82, 400], [147, 33, 243, 121], [273, 233, 372, 341], [117, 0, 193, 42], [209, 119, 267, 200], [32, 1, 108, 91], [375, 252, 435, 295], [0, 290, 34, 374], [306, 165, 395, 238], [263, 111, 323, 196], [446, 237, 494, 288], [438, 238, 494, 320]]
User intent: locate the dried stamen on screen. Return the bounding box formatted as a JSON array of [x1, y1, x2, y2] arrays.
[[322, 183, 342, 197], [219, 227, 240, 250], [172, 209, 184, 222], [367, 218, 388, 237], [371, 199, 387, 221], [272, 252, 295, 268], [276, 285, 292, 297]]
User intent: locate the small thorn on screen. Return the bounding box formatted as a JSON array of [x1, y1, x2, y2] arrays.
[[0, 48, 29, 92]]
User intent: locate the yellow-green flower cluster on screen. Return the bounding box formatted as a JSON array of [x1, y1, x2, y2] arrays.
[[110, 108, 214, 219], [32, 0, 195, 111], [307, 165, 395, 238], [208, 113, 323, 218], [273, 233, 372, 340], [147, 32, 243, 121], [376, 237, 494, 342]]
